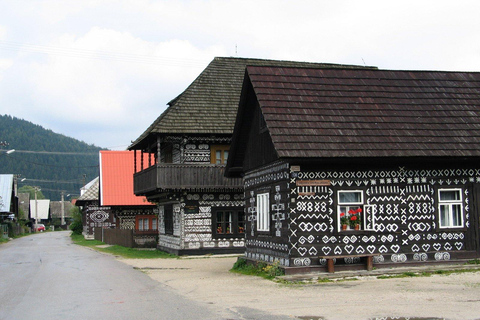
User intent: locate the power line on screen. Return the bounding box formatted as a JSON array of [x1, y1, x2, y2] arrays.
[[0, 40, 209, 67], [13, 150, 98, 155], [4, 154, 98, 168]]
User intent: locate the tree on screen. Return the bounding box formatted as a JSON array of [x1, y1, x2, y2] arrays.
[[18, 185, 45, 200], [69, 206, 83, 235]]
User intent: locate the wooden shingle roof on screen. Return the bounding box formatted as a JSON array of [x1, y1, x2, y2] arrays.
[[129, 57, 373, 149], [247, 66, 480, 158]]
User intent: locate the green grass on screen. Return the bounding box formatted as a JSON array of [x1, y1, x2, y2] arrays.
[[376, 268, 480, 280], [230, 257, 285, 280], [70, 234, 177, 259]]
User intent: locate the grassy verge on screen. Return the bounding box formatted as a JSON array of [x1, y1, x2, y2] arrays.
[[230, 257, 285, 280], [376, 268, 480, 280], [70, 233, 177, 259]]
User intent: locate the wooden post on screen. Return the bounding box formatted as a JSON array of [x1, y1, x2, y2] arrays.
[[157, 135, 162, 165], [366, 256, 374, 271], [327, 259, 335, 273], [134, 150, 137, 173]]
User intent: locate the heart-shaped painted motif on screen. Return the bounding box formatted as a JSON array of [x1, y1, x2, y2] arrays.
[[379, 245, 388, 253], [390, 244, 400, 253], [322, 246, 331, 255], [367, 245, 376, 254], [422, 244, 430, 252], [298, 247, 307, 256], [345, 245, 354, 254], [433, 243, 441, 251]]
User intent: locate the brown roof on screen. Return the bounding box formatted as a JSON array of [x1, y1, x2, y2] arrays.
[[50, 201, 74, 218], [76, 177, 99, 204], [129, 57, 373, 149], [246, 66, 480, 158]]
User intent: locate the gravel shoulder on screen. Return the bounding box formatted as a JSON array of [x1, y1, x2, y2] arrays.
[[119, 255, 480, 320]]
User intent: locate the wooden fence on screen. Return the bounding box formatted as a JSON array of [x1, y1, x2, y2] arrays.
[[94, 228, 134, 248]]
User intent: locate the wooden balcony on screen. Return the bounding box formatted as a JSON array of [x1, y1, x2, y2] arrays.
[[134, 164, 243, 196]]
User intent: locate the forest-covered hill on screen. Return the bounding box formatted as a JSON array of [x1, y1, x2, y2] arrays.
[[0, 115, 104, 200]]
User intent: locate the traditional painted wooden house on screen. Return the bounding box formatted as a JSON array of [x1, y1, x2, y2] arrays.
[[75, 177, 110, 237], [226, 65, 480, 274], [128, 57, 367, 255]]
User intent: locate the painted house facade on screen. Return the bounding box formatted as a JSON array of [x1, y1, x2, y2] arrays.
[[76, 177, 112, 237], [226, 66, 480, 273], [128, 57, 367, 255]]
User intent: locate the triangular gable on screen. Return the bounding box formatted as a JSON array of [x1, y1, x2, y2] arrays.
[[30, 199, 50, 220], [0, 174, 14, 213], [99, 151, 154, 206]]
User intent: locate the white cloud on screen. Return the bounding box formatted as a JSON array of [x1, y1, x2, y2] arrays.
[[25, 27, 226, 148], [1, 0, 480, 149]]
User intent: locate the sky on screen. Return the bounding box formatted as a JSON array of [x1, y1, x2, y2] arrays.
[[0, 0, 479, 150]]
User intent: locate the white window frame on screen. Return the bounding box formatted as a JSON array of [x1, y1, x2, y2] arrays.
[[438, 188, 464, 228], [337, 190, 364, 231], [257, 193, 270, 232]]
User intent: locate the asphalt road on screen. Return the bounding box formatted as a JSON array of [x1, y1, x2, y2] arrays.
[[0, 231, 223, 320]]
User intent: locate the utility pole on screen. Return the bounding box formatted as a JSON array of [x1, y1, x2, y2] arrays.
[[34, 187, 39, 230], [61, 191, 65, 225]]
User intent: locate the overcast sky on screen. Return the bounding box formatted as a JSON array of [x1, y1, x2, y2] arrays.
[[0, 0, 479, 150]]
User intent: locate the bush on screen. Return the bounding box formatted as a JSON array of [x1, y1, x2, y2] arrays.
[[69, 207, 83, 235], [231, 258, 285, 279]]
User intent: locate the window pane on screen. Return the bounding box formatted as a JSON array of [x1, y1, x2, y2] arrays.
[[216, 151, 222, 164], [440, 205, 449, 227], [226, 211, 232, 233], [152, 219, 157, 230], [339, 191, 361, 203], [440, 190, 460, 201], [224, 150, 229, 163], [144, 219, 149, 230], [452, 204, 462, 226]]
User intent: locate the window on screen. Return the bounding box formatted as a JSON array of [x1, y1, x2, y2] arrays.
[[257, 193, 270, 232], [438, 188, 464, 228], [216, 211, 232, 234], [136, 216, 158, 231], [338, 190, 363, 231], [211, 145, 229, 164], [164, 205, 173, 235], [238, 211, 245, 234], [213, 209, 245, 237]]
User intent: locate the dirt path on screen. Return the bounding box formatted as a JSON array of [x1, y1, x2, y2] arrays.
[[119, 255, 480, 320]]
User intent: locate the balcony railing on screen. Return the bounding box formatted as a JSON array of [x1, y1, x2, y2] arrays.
[[134, 164, 243, 196]]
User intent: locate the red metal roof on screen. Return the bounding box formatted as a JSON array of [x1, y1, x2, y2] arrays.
[[99, 151, 154, 206]]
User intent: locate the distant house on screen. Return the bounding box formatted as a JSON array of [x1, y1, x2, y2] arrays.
[[0, 174, 18, 222], [128, 57, 371, 255], [30, 199, 50, 223], [226, 65, 480, 273], [75, 177, 109, 237], [18, 193, 30, 220], [50, 201, 74, 224]]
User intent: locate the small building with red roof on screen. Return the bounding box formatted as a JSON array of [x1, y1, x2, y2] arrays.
[[77, 151, 158, 246], [99, 151, 158, 247]]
